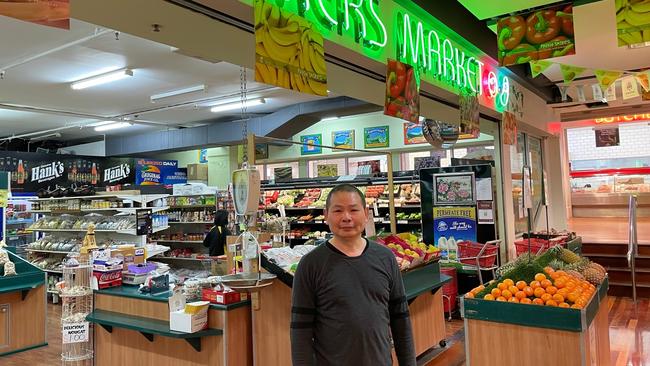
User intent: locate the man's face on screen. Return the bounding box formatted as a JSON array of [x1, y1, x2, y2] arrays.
[[324, 191, 369, 240]]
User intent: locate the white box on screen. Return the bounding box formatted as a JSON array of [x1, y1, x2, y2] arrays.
[[169, 309, 208, 333]]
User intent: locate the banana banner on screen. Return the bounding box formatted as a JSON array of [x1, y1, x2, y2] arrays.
[[616, 0, 650, 46], [254, 0, 327, 96]]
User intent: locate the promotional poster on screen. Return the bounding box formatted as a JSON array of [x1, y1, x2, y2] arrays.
[[135, 159, 186, 186]]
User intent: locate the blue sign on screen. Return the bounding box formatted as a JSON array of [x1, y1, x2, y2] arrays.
[[199, 149, 208, 163], [135, 159, 186, 186], [433, 206, 477, 259]]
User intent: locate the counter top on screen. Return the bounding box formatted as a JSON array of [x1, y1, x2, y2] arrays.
[[402, 262, 452, 300], [96, 285, 250, 311]]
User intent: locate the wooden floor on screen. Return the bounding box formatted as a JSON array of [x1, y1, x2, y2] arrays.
[[568, 217, 650, 244], [2, 298, 648, 365]]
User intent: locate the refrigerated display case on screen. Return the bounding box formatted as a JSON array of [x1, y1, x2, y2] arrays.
[[570, 167, 650, 217]]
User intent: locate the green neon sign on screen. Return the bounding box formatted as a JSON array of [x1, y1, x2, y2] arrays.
[[244, 0, 509, 111]]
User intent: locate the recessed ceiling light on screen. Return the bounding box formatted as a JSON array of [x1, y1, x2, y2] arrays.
[[320, 116, 339, 122], [94, 122, 132, 132], [71, 68, 133, 90], [150, 84, 207, 103], [210, 98, 265, 113]]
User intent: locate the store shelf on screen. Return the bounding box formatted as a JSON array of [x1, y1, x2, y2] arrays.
[[6, 232, 33, 237], [291, 220, 327, 224], [168, 222, 213, 225], [47, 290, 59, 294], [6, 219, 34, 225], [25, 249, 74, 254], [154, 240, 203, 244], [168, 205, 215, 209], [25, 226, 169, 235], [153, 256, 210, 262], [265, 206, 324, 211], [42, 269, 63, 274], [146, 247, 170, 259]]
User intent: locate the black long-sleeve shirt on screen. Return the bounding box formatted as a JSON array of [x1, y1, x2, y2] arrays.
[[290, 239, 416, 366]]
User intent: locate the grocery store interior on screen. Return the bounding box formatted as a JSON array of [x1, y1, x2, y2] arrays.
[[0, 0, 649, 365]]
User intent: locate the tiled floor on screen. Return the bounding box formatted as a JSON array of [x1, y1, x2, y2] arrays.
[[3, 297, 648, 365]]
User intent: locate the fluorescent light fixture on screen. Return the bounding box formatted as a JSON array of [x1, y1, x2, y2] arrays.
[[94, 122, 132, 132], [150, 84, 206, 103], [87, 120, 118, 128], [210, 98, 265, 113], [320, 116, 339, 122], [71, 68, 133, 90], [30, 133, 61, 141]]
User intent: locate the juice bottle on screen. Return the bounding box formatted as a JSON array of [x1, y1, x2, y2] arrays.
[[16, 160, 24, 184], [91, 163, 98, 185]]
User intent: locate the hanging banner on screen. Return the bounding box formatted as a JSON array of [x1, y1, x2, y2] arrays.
[[0, 0, 69, 30], [595, 127, 620, 147], [253, 0, 327, 96], [575, 85, 587, 102], [384, 59, 419, 123], [502, 111, 518, 146], [403, 123, 426, 145], [594, 69, 623, 91], [635, 71, 650, 92], [622, 76, 640, 99], [459, 92, 480, 139], [606, 83, 618, 101], [560, 64, 586, 84], [592, 84, 604, 101], [507, 83, 525, 120], [529, 60, 553, 78], [559, 85, 570, 101], [616, 0, 650, 47], [135, 159, 186, 186], [497, 4, 575, 66]]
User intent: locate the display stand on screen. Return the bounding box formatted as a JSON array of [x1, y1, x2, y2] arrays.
[[0, 249, 47, 357], [461, 278, 611, 365], [60, 255, 94, 364]]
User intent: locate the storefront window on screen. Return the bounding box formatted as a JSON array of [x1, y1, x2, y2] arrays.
[[348, 155, 387, 175], [401, 151, 433, 170], [266, 162, 299, 180], [511, 133, 545, 235], [308, 158, 346, 178], [512, 132, 527, 234]]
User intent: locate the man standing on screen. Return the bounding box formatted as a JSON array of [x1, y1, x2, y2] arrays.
[[290, 184, 416, 366]]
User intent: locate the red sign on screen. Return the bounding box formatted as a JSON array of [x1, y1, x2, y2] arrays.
[[593, 114, 650, 124]]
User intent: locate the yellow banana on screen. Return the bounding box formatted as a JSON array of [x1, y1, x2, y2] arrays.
[[268, 23, 300, 46], [309, 44, 327, 75], [631, 0, 650, 13], [259, 63, 279, 85], [263, 27, 298, 63], [268, 4, 281, 27], [644, 29, 650, 41], [277, 67, 291, 89], [256, 43, 269, 58], [255, 65, 263, 82], [616, 0, 627, 12], [299, 31, 314, 72], [307, 78, 327, 96], [619, 20, 644, 43], [617, 6, 628, 23], [625, 6, 650, 26]]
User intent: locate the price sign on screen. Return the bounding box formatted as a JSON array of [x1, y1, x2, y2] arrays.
[[62, 322, 89, 344]]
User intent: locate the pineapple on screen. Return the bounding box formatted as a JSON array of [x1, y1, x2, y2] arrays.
[[565, 269, 585, 281], [584, 267, 605, 285], [589, 262, 607, 276], [559, 248, 581, 264], [566, 258, 591, 272], [548, 259, 566, 270]]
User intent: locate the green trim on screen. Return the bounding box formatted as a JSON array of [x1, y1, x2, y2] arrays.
[[567, 237, 582, 255], [462, 278, 610, 333], [0, 279, 43, 296], [86, 310, 223, 338], [403, 261, 452, 300], [96, 285, 251, 311], [0, 342, 48, 357]]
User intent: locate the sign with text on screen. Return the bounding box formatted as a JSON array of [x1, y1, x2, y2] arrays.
[[433, 206, 477, 250], [497, 4, 575, 66], [62, 322, 89, 344], [595, 127, 620, 147], [135, 159, 186, 186]]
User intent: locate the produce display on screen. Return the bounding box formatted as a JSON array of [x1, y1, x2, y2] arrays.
[[167, 195, 215, 207], [263, 184, 420, 208], [29, 214, 136, 231], [27, 236, 80, 252], [616, 0, 650, 46], [376, 233, 441, 271], [466, 246, 607, 309], [263, 245, 317, 274]]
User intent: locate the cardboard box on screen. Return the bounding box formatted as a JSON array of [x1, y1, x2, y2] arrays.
[[202, 288, 240, 304], [111, 246, 145, 270], [92, 269, 123, 289], [169, 308, 208, 333], [187, 164, 208, 181]]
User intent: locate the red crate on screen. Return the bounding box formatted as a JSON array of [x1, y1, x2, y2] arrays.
[[515, 238, 565, 257], [457, 241, 498, 267]]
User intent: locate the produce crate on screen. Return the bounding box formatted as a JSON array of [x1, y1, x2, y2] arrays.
[[461, 277, 609, 332], [457, 241, 498, 267]]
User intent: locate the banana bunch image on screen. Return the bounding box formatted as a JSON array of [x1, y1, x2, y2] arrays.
[[254, 0, 328, 96], [616, 0, 650, 45]]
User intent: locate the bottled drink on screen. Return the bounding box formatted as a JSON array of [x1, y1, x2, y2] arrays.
[[91, 163, 97, 185], [71, 162, 78, 182], [17, 160, 24, 184]]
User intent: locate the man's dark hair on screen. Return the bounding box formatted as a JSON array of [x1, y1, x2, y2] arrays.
[[325, 184, 366, 209]]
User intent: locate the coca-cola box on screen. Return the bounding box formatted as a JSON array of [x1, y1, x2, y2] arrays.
[[92, 269, 123, 289]]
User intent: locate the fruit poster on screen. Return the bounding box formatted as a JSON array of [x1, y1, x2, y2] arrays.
[[433, 206, 477, 260], [331, 130, 354, 150], [497, 4, 575, 66], [254, 0, 327, 96], [502, 111, 518, 145], [384, 59, 419, 123], [616, 0, 650, 46], [403, 123, 427, 145], [300, 134, 322, 155], [0, 0, 69, 30], [459, 93, 480, 139], [364, 126, 390, 148]]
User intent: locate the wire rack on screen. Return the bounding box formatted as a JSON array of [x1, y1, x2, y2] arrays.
[[60, 255, 94, 365]]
